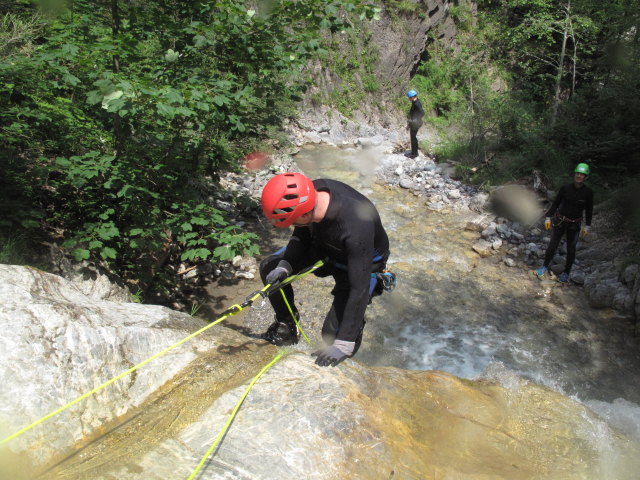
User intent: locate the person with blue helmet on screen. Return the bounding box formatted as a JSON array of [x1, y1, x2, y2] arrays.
[[405, 90, 424, 159], [536, 163, 594, 283]]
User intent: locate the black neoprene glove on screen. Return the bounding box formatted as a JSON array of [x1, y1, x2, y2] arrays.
[[266, 260, 292, 285]]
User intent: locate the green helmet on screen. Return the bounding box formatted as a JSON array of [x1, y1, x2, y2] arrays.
[[575, 163, 590, 175]]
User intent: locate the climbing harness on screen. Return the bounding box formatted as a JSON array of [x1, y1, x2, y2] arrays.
[[0, 260, 325, 447], [369, 270, 396, 301], [377, 270, 397, 292], [554, 212, 581, 225]]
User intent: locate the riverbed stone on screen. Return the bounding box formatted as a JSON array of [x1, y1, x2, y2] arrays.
[[472, 239, 494, 257], [571, 271, 586, 285], [503, 257, 516, 267], [621, 263, 639, 287], [399, 177, 415, 189]]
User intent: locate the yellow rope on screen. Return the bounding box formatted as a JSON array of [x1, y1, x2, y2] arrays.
[[279, 289, 311, 345], [0, 286, 270, 446], [1, 260, 324, 446], [187, 350, 286, 480]]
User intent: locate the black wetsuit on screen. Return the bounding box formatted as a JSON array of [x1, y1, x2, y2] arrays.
[[542, 182, 594, 273], [260, 179, 390, 349], [408, 99, 424, 157]]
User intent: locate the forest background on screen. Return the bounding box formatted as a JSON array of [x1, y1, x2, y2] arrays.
[[1, 0, 639, 298]]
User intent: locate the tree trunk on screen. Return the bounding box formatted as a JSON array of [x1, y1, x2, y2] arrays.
[[569, 17, 577, 98], [551, 14, 569, 127], [111, 0, 124, 156]]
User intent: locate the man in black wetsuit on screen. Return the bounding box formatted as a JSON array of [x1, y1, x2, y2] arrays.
[[259, 172, 390, 367], [536, 163, 594, 283], [405, 89, 424, 159]]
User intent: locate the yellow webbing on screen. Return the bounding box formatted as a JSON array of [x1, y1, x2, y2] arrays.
[[187, 350, 286, 479]]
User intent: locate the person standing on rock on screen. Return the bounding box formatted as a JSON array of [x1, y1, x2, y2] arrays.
[[536, 163, 594, 283], [259, 172, 391, 367], [405, 89, 424, 159]]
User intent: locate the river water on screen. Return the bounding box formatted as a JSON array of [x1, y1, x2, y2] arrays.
[[26, 143, 640, 480], [292, 144, 640, 442]]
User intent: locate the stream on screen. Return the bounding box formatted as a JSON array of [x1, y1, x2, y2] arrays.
[[30, 143, 640, 479], [290, 144, 640, 441]]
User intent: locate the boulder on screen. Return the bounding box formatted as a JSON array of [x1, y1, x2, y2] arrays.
[[0, 264, 247, 469], [2, 266, 640, 480], [472, 239, 493, 257]]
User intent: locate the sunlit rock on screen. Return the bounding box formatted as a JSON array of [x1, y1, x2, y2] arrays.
[[2, 264, 640, 480], [36, 355, 640, 480], [0, 264, 263, 470]]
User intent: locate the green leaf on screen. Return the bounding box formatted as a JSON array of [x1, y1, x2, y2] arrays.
[[100, 247, 117, 260], [157, 103, 176, 117], [101, 90, 124, 110], [213, 95, 228, 106], [117, 185, 133, 197], [63, 73, 81, 86], [73, 248, 91, 261], [190, 216, 209, 226], [181, 222, 193, 231], [164, 49, 180, 62], [97, 224, 120, 240], [214, 245, 233, 261]]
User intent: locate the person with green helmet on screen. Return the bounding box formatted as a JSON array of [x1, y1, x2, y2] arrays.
[[536, 163, 594, 282], [405, 90, 424, 159]]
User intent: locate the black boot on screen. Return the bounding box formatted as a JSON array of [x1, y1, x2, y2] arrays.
[[262, 315, 300, 346]]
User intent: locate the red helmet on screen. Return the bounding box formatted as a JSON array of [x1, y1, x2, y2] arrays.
[[261, 173, 316, 228]]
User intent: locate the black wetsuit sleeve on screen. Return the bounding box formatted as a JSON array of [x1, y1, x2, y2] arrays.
[[585, 188, 594, 226], [282, 227, 312, 265], [337, 219, 375, 343], [408, 100, 425, 123], [545, 185, 565, 218]]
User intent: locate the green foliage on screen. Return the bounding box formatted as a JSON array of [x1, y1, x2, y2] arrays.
[[0, 235, 28, 265], [0, 0, 376, 280], [129, 288, 143, 303], [318, 21, 381, 116], [384, 1, 418, 15], [190, 302, 201, 317], [415, 0, 640, 210]]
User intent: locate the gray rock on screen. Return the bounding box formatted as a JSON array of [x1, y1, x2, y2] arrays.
[[613, 290, 634, 313], [503, 257, 516, 267], [447, 189, 461, 199], [399, 178, 415, 189], [235, 271, 255, 280], [303, 131, 323, 144], [469, 192, 489, 212], [481, 224, 497, 239], [496, 223, 511, 236], [621, 264, 639, 287], [571, 271, 586, 285], [473, 239, 494, 257], [586, 279, 623, 309], [0, 264, 223, 467]]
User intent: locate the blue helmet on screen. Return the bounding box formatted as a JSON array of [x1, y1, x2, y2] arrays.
[[407, 90, 417, 98]]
